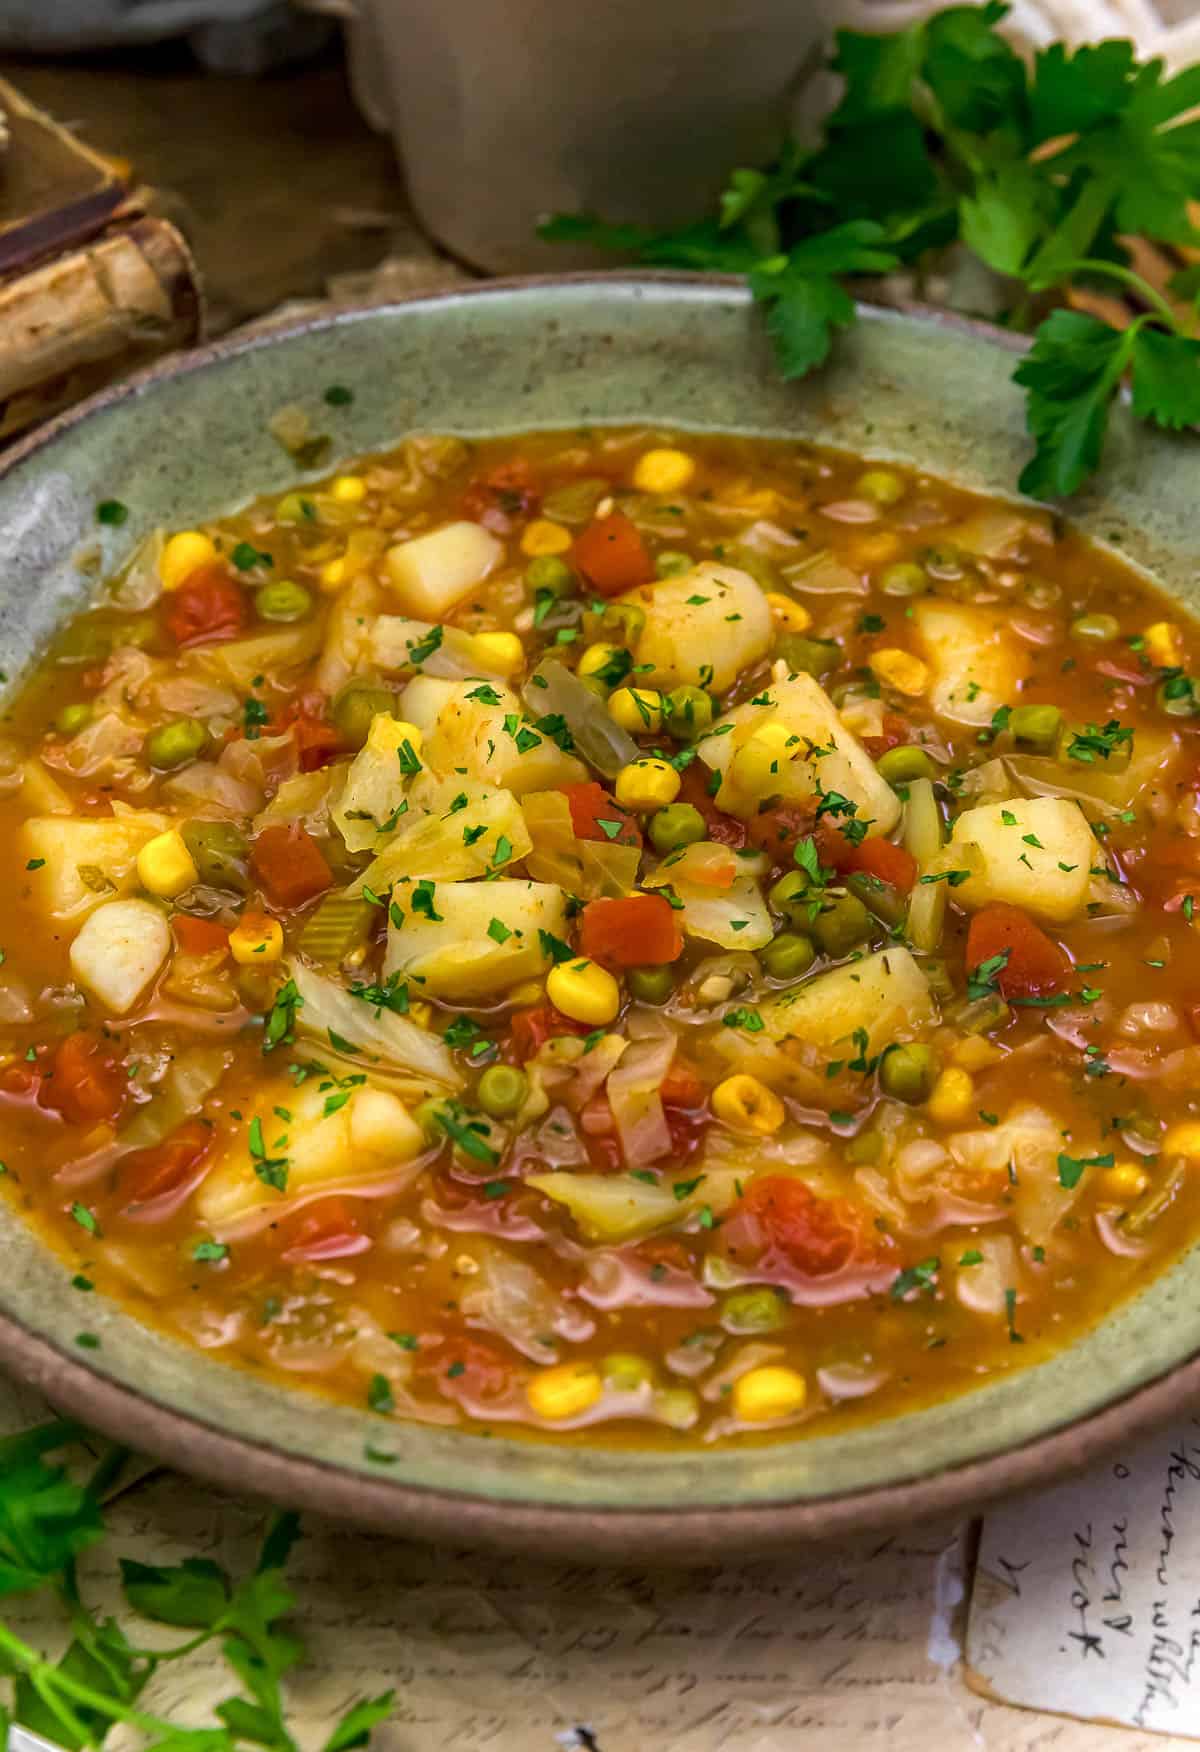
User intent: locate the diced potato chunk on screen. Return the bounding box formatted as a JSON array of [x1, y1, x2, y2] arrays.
[[331, 714, 417, 852], [384, 520, 503, 619], [22, 812, 171, 921], [384, 877, 567, 1001], [935, 796, 1094, 923], [912, 600, 1024, 728], [757, 947, 934, 1057], [527, 1168, 743, 1242], [372, 617, 518, 680], [397, 676, 586, 794], [620, 562, 772, 692], [196, 1079, 424, 1228], [69, 898, 171, 1015], [698, 673, 900, 834]]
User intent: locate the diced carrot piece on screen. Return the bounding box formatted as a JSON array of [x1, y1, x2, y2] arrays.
[[743, 1176, 860, 1276], [578, 895, 683, 967], [172, 914, 230, 957], [563, 780, 642, 848], [966, 902, 1071, 998], [841, 836, 918, 894], [250, 822, 332, 909], [291, 717, 341, 772], [121, 1118, 213, 1209], [573, 511, 652, 594], [39, 1031, 127, 1128], [163, 565, 246, 648]]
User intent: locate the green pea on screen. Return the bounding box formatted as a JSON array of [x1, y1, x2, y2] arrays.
[[879, 562, 929, 598], [56, 702, 93, 736], [648, 802, 706, 855], [601, 602, 646, 645], [811, 893, 873, 958], [145, 717, 207, 770], [777, 634, 841, 678], [876, 744, 935, 786], [181, 820, 249, 892], [1009, 703, 1063, 751], [525, 554, 575, 597], [769, 870, 813, 925], [721, 1286, 788, 1333], [653, 1385, 700, 1430], [476, 1064, 529, 1119], [256, 580, 313, 623], [1158, 675, 1199, 717], [857, 468, 905, 506], [627, 964, 676, 1004], [332, 683, 396, 748], [845, 1132, 883, 1165], [879, 1042, 938, 1104], [663, 686, 714, 741], [847, 870, 907, 928], [1069, 612, 1120, 643], [655, 550, 694, 578], [761, 931, 815, 981], [602, 1352, 654, 1391]]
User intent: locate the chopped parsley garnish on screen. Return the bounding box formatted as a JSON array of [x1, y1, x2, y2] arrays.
[[262, 978, 303, 1053], [1066, 720, 1133, 764], [1057, 1150, 1114, 1189], [890, 1257, 939, 1300], [96, 499, 129, 526]]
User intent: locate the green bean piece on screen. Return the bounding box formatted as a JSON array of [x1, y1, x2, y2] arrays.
[[648, 802, 706, 855], [145, 717, 208, 770], [256, 580, 313, 623], [655, 550, 694, 578], [296, 894, 375, 962], [525, 554, 575, 597], [876, 744, 935, 786], [847, 870, 907, 928], [857, 469, 905, 506], [811, 893, 874, 957], [879, 562, 928, 598], [769, 870, 813, 925], [1069, 612, 1120, 643], [1124, 1161, 1187, 1237], [476, 1063, 529, 1119], [1157, 676, 1199, 717], [662, 685, 714, 741], [601, 602, 646, 645], [56, 620, 115, 664], [627, 964, 676, 1003], [761, 931, 815, 981], [721, 1287, 787, 1334], [1010, 703, 1063, 751], [56, 702, 93, 736], [602, 1352, 654, 1391], [917, 956, 956, 1005], [950, 991, 1011, 1034], [332, 683, 396, 748], [541, 478, 608, 525], [879, 1042, 939, 1104], [777, 634, 841, 677], [181, 820, 249, 892]]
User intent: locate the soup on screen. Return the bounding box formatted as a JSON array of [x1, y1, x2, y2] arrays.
[[2, 426, 1199, 1447]]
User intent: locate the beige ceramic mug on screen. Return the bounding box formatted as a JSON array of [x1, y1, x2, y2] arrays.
[[337, 0, 834, 274]]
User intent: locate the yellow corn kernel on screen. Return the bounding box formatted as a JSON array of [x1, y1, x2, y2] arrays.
[[159, 531, 216, 592], [1102, 1162, 1149, 1201], [614, 757, 680, 811], [1163, 1121, 1200, 1159], [469, 630, 525, 677], [331, 474, 367, 504], [408, 999, 434, 1029], [927, 1065, 975, 1125], [319, 556, 346, 592], [228, 915, 284, 966], [521, 518, 572, 557], [733, 1364, 807, 1423], [546, 958, 621, 1025], [526, 1361, 604, 1421], [847, 531, 901, 568], [367, 716, 423, 759], [136, 829, 198, 900], [949, 1035, 1004, 1072], [869, 647, 930, 696], [608, 686, 663, 734], [509, 978, 547, 1008], [578, 641, 623, 682], [1146, 620, 1184, 668], [765, 592, 812, 633], [711, 1074, 785, 1136], [633, 448, 696, 494], [724, 479, 779, 514]]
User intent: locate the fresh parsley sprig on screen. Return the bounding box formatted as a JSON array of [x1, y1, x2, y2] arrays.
[[542, 2, 1200, 497]]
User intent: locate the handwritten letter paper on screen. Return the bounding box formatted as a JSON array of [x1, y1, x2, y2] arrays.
[[968, 1416, 1200, 1737]]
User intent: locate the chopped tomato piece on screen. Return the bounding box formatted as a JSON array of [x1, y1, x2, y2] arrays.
[[742, 1175, 859, 1277], [742, 802, 812, 862], [39, 1031, 126, 1128], [121, 1119, 213, 1209], [291, 716, 341, 772], [250, 823, 332, 909], [965, 902, 1071, 998], [573, 510, 652, 594], [563, 781, 642, 848], [862, 712, 911, 760], [636, 1237, 694, 1276], [163, 565, 246, 648], [460, 458, 540, 529], [283, 1196, 370, 1262], [660, 1059, 705, 1108], [172, 914, 229, 957], [578, 895, 682, 967], [841, 836, 918, 894], [509, 1004, 591, 1061]]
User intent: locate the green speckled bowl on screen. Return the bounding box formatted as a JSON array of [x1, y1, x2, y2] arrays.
[[0, 277, 1197, 1560]]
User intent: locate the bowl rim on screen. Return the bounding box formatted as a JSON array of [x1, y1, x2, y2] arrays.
[[0, 269, 1185, 1559]]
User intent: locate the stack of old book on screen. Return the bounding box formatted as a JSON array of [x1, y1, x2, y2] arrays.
[[0, 77, 203, 445]]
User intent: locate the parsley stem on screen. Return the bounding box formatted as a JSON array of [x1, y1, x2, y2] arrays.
[[0, 1624, 173, 1737], [1058, 258, 1181, 333]]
